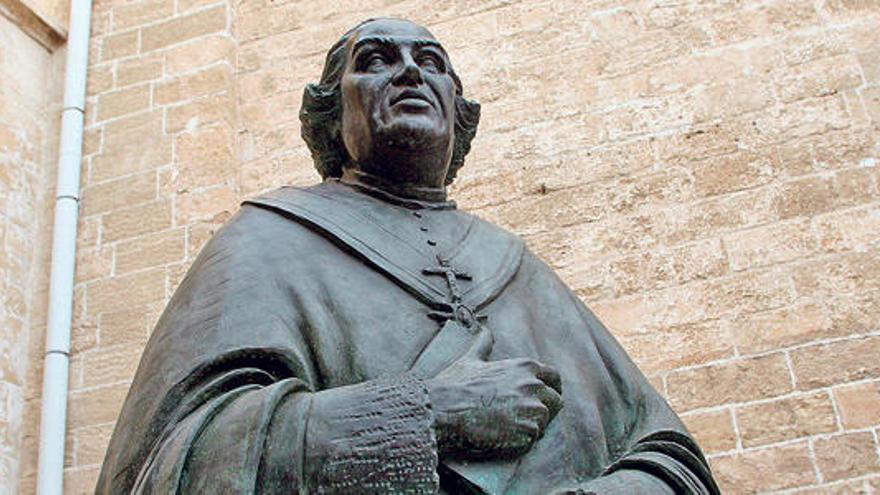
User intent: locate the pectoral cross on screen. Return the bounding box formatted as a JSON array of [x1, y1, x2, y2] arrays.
[[422, 255, 485, 328], [423, 255, 471, 303]]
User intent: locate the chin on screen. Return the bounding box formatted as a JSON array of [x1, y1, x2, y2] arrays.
[[376, 117, 448, 152]]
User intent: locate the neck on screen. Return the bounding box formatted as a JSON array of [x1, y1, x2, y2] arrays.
[[339, 168, 455, 209]]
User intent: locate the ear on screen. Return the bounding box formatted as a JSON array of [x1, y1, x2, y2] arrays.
[[446, 95, 481, 185]]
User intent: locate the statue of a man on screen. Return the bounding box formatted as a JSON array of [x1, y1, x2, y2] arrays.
[[97, 18, 719, 494]]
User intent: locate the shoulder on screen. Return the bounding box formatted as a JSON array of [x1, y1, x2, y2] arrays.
[[191, 188, 332, 271], [204, 201, 296, 251], [456, 209, 526, 250]]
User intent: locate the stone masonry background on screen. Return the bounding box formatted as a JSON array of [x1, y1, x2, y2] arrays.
[[7, 0, 880, 493], [0, 7, 64, 492]]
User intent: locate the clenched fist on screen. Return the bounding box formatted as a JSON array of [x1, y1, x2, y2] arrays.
[[425, 327, 563, 459]]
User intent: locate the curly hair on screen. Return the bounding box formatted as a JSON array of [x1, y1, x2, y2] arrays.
[[299, 19, 481, 185]]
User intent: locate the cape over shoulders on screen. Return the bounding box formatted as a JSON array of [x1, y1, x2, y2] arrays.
[[242, 182, 521, 247], [241, 182, 527, 313]]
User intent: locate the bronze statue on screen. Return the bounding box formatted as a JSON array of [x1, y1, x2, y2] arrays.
[[97, 18, 719, 494]]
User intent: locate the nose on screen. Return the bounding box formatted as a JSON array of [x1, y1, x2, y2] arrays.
[[392, 53, 423, 87]]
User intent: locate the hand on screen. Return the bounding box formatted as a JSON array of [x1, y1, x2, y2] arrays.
[[425, 327, 563, 459]]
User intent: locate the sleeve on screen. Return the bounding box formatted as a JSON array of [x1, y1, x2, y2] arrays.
[[132, 373, 439, 494], [302, 375, 438, 493], [566, 431, 717, 494], [594, 431, 718, 494], [96, 207, 440, 494]]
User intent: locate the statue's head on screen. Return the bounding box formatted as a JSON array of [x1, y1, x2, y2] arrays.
[[300, 18, 481, 187]]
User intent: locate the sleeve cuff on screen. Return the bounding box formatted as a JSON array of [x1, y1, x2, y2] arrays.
[[305, 375, 439, 494]]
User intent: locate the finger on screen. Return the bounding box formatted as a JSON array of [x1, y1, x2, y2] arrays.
[[519, 380, 563, 421], [512, 419, 540, 449], [462, 326, 494, 361], [536, 384, 564, 421], [535, 364, 562, 395], [521, 401, 550, 431], [513, 359, 563, 395]]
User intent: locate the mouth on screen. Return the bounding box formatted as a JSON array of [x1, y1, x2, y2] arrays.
[[390, 89, 433, 109]]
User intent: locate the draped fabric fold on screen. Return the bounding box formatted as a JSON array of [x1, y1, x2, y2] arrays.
[[601, 432, 719, 494]]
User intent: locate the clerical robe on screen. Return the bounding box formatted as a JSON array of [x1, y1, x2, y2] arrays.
[[96, 181, 719, 494]]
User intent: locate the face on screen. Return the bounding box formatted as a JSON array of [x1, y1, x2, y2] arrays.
[[340, 19, 457, 186]]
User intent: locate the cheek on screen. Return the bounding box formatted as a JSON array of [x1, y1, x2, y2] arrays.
[[432, 78, 457, 116], [342, 76, 381, 115], [341, 80, 363, 118]]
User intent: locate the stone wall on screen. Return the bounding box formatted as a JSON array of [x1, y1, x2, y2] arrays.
[[15, 0, 880, 493], [0, 8, 63, 494]]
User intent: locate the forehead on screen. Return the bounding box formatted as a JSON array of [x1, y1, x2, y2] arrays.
[[348, 19, 442, 51]]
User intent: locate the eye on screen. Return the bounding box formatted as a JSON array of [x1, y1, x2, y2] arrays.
[[357, 51, 391, 72], [417, 53, 445, 73], [366, 53, 389, 71]]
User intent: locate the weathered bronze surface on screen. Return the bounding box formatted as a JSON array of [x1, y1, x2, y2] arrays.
[[97, 18, 720, 494]]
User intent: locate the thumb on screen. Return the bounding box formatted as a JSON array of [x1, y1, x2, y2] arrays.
[[462, 325, 494, 361]]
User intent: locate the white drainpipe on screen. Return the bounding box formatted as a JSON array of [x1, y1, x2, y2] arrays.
[[36, 0, 93, 492]]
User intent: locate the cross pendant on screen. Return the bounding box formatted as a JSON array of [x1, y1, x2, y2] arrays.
[[422, 255, 471, 303], [422, 255, 484, 328]]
